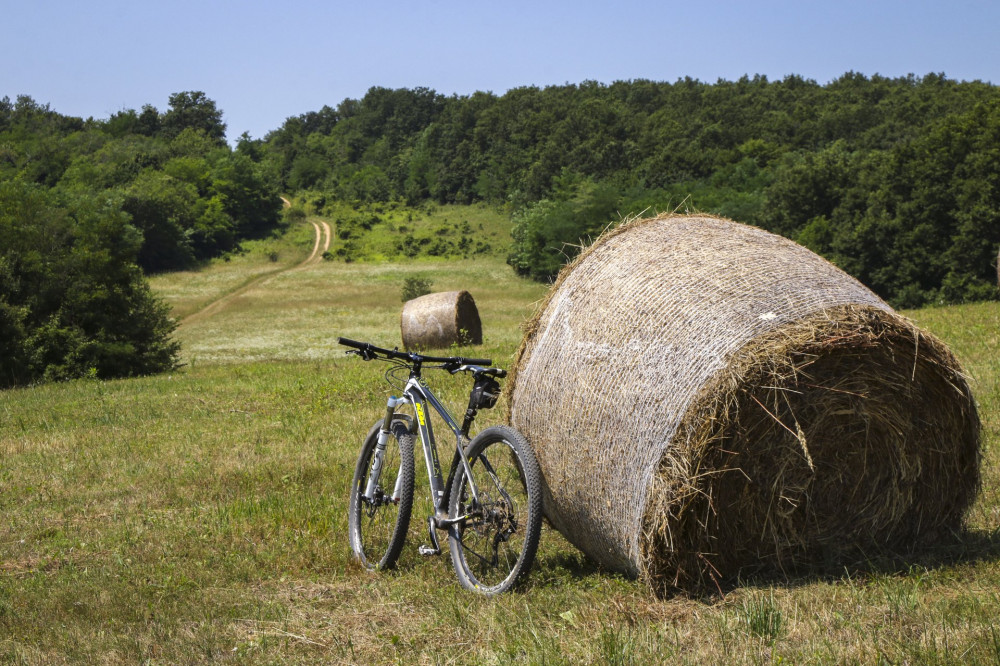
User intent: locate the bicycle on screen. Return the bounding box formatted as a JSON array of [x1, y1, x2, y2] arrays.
[[338, 337, 543, 595]]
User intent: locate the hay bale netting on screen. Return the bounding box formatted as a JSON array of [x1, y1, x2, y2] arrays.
[[509, 214, 980, 595], [401, 290, 483, 350]]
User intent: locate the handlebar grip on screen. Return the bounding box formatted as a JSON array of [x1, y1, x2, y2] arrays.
[[337, 337, 380, 361], [460, 357, 493, 366], [337, 337, 367, 349]]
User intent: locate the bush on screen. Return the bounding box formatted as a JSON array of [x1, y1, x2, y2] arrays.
[[401, 277, 433, 302], [0, 182, 179, 387], [284, 205, 307, 222], [508, 172, 620, 281]]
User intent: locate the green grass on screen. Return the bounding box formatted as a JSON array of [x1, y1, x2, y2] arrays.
[[149, 222, 315, 321], [321, 200, 512, 263], [160, 256, 545, 368], [3, 216, 1000, 663]]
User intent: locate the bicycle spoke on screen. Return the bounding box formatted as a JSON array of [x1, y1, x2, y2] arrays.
[[450, 429, 540, 593], [459, 539, 496, 568], [348, 419, 414, 571], [479, 452, 518, 512]]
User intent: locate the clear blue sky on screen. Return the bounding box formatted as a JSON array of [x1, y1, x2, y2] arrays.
[[3, 0, 998, 143]]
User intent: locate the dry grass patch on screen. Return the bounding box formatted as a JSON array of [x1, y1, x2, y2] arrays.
[[170, 256, 545, 366]]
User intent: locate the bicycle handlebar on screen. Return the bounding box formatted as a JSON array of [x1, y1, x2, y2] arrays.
[[338, 337, 494, 368]]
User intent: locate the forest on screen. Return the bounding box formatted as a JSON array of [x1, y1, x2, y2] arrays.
[[2, 73, 999, 386], [263, 73, 1000, 306]]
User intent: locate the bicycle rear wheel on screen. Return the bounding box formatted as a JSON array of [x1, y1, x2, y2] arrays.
[[448, 425, 542, 595], [348, 418, 415, 570]]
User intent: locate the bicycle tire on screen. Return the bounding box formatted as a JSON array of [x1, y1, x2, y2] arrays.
[[348, 417, 415, 570], [447, 425, 542, 595]]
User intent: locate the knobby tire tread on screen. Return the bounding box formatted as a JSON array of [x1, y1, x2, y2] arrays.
[[447, 425, 542, 595], [348, 418, 415, 570]]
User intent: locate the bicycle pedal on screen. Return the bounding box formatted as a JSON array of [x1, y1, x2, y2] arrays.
[[418, 515, 442, 556]]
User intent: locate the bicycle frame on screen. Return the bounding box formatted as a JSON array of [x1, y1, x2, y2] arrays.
[[365, 376, 481, 522]]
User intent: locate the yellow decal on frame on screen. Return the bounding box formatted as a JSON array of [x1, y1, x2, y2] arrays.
[[415, 403, 426, 426]]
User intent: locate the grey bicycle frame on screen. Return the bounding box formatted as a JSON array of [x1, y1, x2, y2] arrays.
[[364, 372, 481, 519]]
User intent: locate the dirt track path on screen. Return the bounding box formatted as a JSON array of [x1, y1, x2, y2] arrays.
[[302, 219, 333, 266], [179, 206, 331, 327]]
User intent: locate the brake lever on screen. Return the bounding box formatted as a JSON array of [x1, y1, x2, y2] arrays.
[[346, 348, 377, 361]]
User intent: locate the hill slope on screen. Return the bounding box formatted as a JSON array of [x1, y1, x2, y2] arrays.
[[2, 219, 998, 663]]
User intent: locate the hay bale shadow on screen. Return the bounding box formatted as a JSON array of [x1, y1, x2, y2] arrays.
[[707, 527, 1000, 598]]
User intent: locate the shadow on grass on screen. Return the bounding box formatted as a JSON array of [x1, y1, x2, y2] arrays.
[[908, 526, 1000, 569], [543, 550, 605, 579], [527, 547, 642, 592], [713, 525, 1000, 598]]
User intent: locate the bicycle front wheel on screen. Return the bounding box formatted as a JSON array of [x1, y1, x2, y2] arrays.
[[448, 425, 542, 595], [348, 418, 415, 570]]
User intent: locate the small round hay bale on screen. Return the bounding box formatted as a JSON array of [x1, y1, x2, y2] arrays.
[[509, 214, 980, 595], [401, 290, 482, 350]]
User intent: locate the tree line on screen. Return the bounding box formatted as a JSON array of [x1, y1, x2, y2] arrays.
[[4, 74, 999, 386], [0, 92, 283, 387], [260, 73, 1000, 307]]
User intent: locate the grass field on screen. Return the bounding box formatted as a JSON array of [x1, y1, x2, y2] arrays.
[[148, 221, 315, 322], [2, 212, 1000, 664]]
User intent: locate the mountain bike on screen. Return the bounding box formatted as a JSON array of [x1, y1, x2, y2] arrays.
[[338, 337, 543, 595]]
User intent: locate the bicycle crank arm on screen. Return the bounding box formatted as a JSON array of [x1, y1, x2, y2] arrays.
[[418, 516, 442, 556], [432, 511, 472, 528]]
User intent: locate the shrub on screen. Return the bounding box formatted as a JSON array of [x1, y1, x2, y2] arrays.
[[401, 277, 433, 302], [284, 205, 307, 222], [0, 182, 180, 387]]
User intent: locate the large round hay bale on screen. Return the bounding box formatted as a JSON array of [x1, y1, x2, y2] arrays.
[[509, 214, 980, 595], [401, 290, 482, 350]]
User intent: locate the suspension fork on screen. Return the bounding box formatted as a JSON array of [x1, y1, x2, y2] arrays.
[[363, 395, 408, 501]]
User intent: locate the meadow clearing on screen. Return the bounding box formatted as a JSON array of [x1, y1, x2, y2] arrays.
[[2, 207, 1000, 664]]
